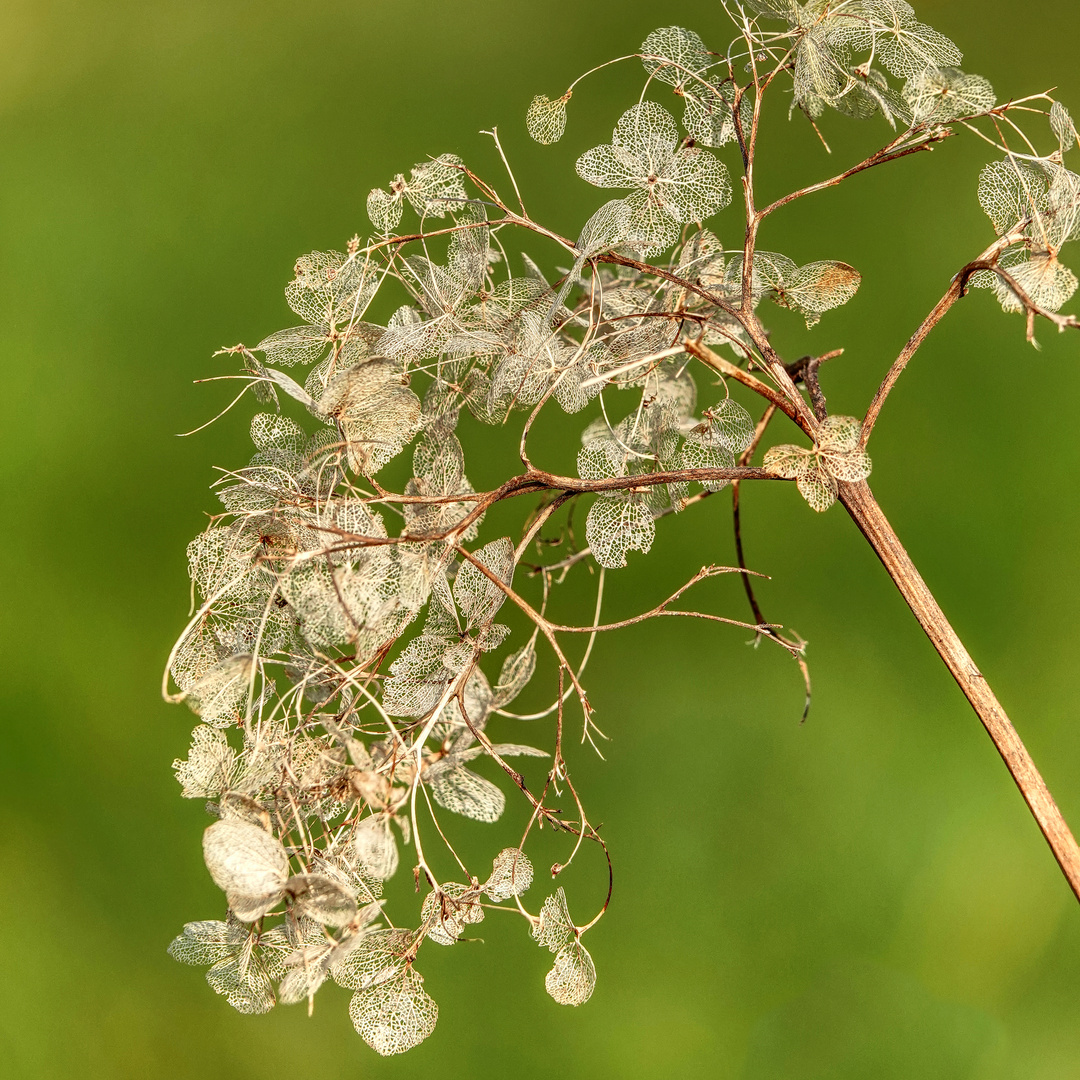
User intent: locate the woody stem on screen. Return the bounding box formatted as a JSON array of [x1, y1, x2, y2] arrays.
[[840, 479, 1080, 901]]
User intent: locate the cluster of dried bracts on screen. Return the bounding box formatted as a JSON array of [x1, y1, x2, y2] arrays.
[[167, 4, 1079, 1056]]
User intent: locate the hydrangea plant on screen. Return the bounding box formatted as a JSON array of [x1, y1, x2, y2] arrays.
[[166, 2, 1080, 1056]]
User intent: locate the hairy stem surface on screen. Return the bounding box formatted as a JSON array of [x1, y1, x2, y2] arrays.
[[840, 480, 1080, 901]]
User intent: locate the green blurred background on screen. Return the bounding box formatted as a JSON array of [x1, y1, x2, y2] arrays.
[[2, 1, 1080, 1076]]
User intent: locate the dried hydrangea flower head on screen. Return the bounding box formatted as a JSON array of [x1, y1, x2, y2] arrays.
[[166, 5, 1080, 1058]]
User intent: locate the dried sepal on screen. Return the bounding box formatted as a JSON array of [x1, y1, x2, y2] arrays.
[[285, 250, 379, 326], [585, 496, 655, 569], [990, 251, 1078, 314], [545, 941, 596, 1006], [367, 187, 403, 235], [173, 725, 240, 799], [640, 26, 711, 90], [1051, 101, 1079, 157], [678, 434, 735, 493], [817, 415, 860, 453], [254, 324, 333, 369], [330, 928, 414, 991], [183, 653, 254, 726], [726, 252, 860, 325], [286, 874, 359, 928], [279, 906, 386, 1007], [532, 887, 575, 952], [978, 157, 1047, 236], [904, 66, 994, 124], [780, 261, 862, 326], [404, 153, 467, 217], [492, 641, 536, 707], [427, 763, 506, 823], [762, 443, 809, 480], [218, 792, 273, 830], [349, 968, 438, 1056], [278, 957, 328, 1007], [975, 157, 1080, 252], [577, 199, 632, 259], [832, 1, 962, 81], [526, 92, 570, 145], [741, 0, 800, 21], [278, 917, 333, 1006], [483, 848, 534, 901], [454, 536, 515, 628], [683, 74, 748, 149], [354, 815, 400, 881], [796, 462, 840, 512], [707, 398, 755, 454], [319, 360, 422, 476]]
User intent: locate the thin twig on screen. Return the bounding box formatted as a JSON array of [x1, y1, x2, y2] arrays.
[[860, 239, 1014, 447]]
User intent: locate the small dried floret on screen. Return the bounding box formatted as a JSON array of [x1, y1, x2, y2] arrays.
[[764, 416, 872, 512], [576, 102, 731, 257], [168, 915, 290, 1014]]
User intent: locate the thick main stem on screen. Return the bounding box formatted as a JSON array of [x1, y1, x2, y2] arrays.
[[840, 479, 1080, 901]]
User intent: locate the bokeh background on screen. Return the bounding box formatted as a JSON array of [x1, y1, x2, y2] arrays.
[[3, 1, 1080, 1076]]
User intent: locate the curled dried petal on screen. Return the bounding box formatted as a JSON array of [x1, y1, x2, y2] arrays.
[[484, 848, 534, 901], [287, 873, 359, 928], [203, 819, 289, 922]]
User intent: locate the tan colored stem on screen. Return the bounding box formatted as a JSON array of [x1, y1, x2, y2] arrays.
[[840, 479, 1080, 901]]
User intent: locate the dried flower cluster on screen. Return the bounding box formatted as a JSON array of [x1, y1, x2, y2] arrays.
[[166, 2, 1079, 1057]]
